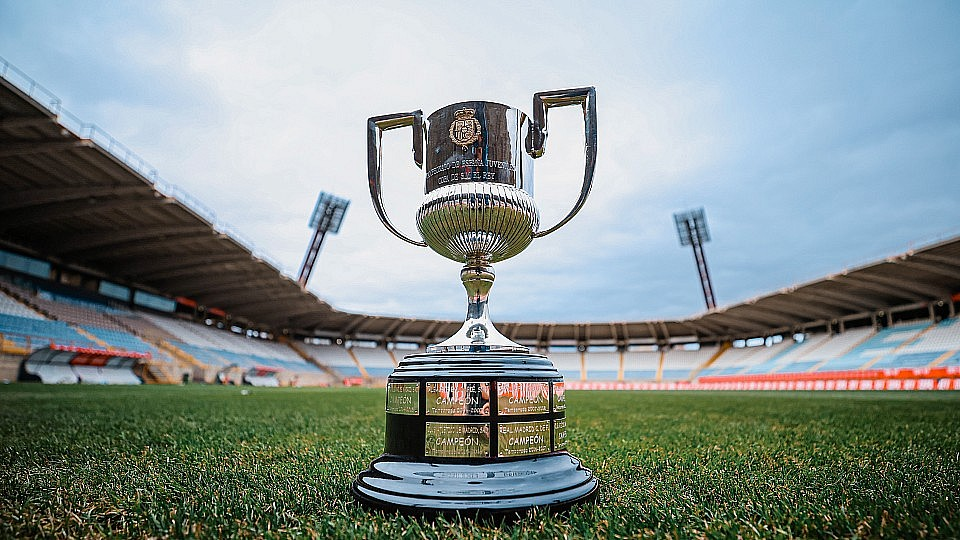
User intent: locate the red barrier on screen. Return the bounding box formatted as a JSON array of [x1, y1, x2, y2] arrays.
[[697, 366, 960, 384], [566, 368, 960, 391], [51, 343, 149, 359]]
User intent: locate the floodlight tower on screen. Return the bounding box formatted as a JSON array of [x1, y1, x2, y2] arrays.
[[673, 207, 717, 310], [297, 192, 349, 288]]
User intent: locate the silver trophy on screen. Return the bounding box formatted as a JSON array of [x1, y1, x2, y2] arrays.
[[368, 88, 596, 352], [354, 87, 598, 515]]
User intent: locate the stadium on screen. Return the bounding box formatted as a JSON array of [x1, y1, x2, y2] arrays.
[[2, 59, 958, 388], [2, 7, 959, 537]]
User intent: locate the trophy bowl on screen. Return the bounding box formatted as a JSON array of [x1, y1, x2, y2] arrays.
[[354, 87, 599, 515], [416, 181, 539, 265]]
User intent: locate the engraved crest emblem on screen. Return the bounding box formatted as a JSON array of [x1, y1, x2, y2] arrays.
[[449, 108, 482, 147]]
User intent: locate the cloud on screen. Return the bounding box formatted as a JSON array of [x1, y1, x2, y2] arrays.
[[2, 0, 958, 326]]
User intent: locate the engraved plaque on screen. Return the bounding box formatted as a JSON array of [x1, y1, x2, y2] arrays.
[[425, 422, 490, 458], [386, 382, 419, 415], [497, 382, 549, 415], [426, 382, 490, 416], [424, 102, 526, 192], [553, 381, 566, 412], [498, 420, 551, 457], [554, 418, 567, 449]]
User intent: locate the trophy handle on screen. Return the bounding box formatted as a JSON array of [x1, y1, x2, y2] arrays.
[[367, 111, 429, 247], [528, 87, 597, 238]]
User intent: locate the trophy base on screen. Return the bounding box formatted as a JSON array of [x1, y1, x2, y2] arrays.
[[351, 452, 598, 516], [352, 351, 598, 516]]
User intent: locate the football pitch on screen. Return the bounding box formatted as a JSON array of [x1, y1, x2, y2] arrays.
[[1, 385, 957, 538]]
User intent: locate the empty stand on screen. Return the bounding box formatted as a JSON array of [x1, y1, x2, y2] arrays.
[[697, 339, 793, 378], [0, 313, 99, 351], [816, 322, 930, 372], [0, 290, 45, 320], [549, 351, 583, 381], [301, 343, 363, 378], [585, 350, 619, 381], [623, 349, 660, 380], [661, 345, 719, 381], [873, 318, 960, 368], [350, 346, 394, 378]]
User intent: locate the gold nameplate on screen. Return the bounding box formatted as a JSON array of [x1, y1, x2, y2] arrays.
[[554, 418, 567, 449], [424, 422, 490, 458], [385, 382, 419, 415], [426, 382, 490, 416], [497, 420, 551, 457], [553, 381, 566, 412], [496, 382, 549, 415]]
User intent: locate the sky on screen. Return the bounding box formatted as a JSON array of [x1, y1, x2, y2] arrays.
[[1, 1, 958, 324]]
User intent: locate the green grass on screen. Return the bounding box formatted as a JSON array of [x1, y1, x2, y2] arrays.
[[0, 385, 958, 539]]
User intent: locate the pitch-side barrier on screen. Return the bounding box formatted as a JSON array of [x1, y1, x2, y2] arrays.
[[566, 366, 960, 391]]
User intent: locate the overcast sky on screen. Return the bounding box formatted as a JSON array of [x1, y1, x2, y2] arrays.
[[1, 1, 958, 324]]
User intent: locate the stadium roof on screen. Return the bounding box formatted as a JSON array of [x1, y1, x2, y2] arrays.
[[2, 66, 958, 346]]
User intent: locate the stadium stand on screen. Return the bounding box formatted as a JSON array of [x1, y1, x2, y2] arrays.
[[781, 327, 874, 373], [880, 317, 960, 368], [1, 58, 959, 390], [301, 343, 364, 378], [696, 339, 792, 377], [661, 345, 719, 381], [350, 345, 396, 378], [623, 348, 660, 380], [550, 350, 584, 381], [585, 350, 619, 381], [0, 314, 99, 351], [0, 290, 44, 320], [815, 322, 931, 372]]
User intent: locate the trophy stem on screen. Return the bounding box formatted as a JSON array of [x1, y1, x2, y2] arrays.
[[462, 257, 494, 337], [425, 256, 528, 354]]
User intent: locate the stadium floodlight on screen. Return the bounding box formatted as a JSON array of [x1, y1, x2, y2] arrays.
[[298, 192, 350, 288], [673, 207, 717, 310]]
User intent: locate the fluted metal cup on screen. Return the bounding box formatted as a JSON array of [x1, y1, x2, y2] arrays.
[[368, 88, 597, 353]]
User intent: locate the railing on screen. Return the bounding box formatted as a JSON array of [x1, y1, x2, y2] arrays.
[[0, 56, 292, 277]]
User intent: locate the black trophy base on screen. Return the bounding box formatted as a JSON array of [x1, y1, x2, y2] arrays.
[[351, 452, 598, 516]]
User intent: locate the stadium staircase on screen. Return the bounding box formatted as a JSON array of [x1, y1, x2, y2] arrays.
[[386, 349, 400, 367], [687, 342, 731, 380], [859, 324, 935, 370], [73, 327, 109, 349], [928, 349, 957, 367], [136, 361, 180, 384], [156, 340, 205, 369], [807, 329, 875, 372], [346, 348, 371, 379], [278, 337, 342, 379]]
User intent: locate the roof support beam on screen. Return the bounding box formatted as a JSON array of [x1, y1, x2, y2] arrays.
[[52, 225, 211, 256], [0, 185, 148, 211], [896, 259, 960, 282], [792, 288, 880, 312], [734, 303, 803, 325], [0, 139, 89, 158], [847, 270, 952, 299], [155, 270, 271, 292], [913, 252, 960, 268], [0, 196, 175, 231], [219, 292, 312, 311], [123, 253, 253, 281], [0, 115, 57, 129], [701, 313, 768, 333], [679, 318, 719, 337], [754, 296, 841, 321]]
